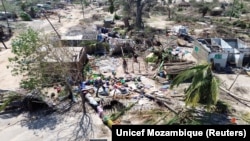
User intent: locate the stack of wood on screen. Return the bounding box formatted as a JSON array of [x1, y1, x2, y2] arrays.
[[163, 61, 195, 74]]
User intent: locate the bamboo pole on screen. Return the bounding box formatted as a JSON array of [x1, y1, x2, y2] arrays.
[[228, 72, 240, 91], [43, 13, 61, 39]]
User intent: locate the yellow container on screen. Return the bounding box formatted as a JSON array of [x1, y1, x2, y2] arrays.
[[107, 119, 113, 128]]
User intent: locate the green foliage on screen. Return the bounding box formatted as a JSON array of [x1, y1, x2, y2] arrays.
[[20, 2, 26, 11], [11, 28, 39, 56], [102, 42, 110, 52], [80, 40, 97, 47], [83, 0, 90, 6], [20, 12, 32, 21], [232, 20, 250, 29], [0, 92, 22, 112], [170, 63, 219, 108], [177, 7, 183, 11], [29, 7, 37, 18], [114, 13, 121, 20], [20, 77, 41, 90], [9, 29, 73, 90], [110, 101, 138, 121], [199, 5, 210, 17], [9, 28, 42, 90], [146, 53, 158, 63], [109, 0, 115, 14], [174, 14, 198, 23], [224, 0, 246, 18]]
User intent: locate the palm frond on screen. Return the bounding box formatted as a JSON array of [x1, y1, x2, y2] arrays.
[[191, 70, 206, 89], [170, 62, 219, 108], [210, 77, 219, 105], [170, 69, 197, 89], [170, 64, 210, 89], [185, 77, 210, 106], [185, 88, 200, 107]]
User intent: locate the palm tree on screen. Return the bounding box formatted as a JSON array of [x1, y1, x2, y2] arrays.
[[170, 62, 219, 108]]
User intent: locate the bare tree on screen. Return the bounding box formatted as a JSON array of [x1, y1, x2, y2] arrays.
[[136, 0, 144, 29]]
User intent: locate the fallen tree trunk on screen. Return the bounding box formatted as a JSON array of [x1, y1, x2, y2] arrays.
[[164, 64, 195, 71], [143, 93, 178, 114], [219, 86, 250, 103], [163, 61, 194, 66], [110, 101, 138, 121]]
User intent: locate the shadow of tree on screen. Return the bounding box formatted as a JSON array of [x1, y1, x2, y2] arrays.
[[0, 110, 22, 119], [20, 110, 63, 130], [59, 114, 94, 141], [18, 100, 77, 131], [167, 101, 233, 125], [54, 103, 94, 141], [193, 110, 232, 125], [0, 89, 9, 93]]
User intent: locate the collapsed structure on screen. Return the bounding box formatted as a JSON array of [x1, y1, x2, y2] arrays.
[[41, 47, 88, 82], [192, 38, 250, 70]]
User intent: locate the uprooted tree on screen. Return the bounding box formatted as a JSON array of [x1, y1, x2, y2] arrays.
[[5, 28, 93, 140], [7, 28, 88, 110]]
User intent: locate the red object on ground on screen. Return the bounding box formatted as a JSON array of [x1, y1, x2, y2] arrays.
[[55, 86, 61, 93], [231, 117, 236, 124]]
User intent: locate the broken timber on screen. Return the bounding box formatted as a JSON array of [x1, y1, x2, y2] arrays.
[[163, 61, 194, 66], [164, 64, 195, 74], [220, 86, 250, 103]]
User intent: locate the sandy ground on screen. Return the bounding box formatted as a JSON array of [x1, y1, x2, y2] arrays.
[[0, 4, 113, 141], [0, 110, 111, 141]]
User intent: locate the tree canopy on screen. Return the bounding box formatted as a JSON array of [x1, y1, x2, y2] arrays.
[[8, 28, 74, 90]]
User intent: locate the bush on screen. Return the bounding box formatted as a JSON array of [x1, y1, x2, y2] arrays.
[[114, 13, 121, 20], [20, 12, 32, 21], [233, 20, 249, 29], [178, 8, 183, 11]]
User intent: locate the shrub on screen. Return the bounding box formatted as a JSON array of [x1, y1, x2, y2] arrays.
[[20, 12, 32, 21], [233, 20, 249, 29], [114, 13, 121, 20]]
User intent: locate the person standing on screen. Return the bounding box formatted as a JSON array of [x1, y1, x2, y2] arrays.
[[122, 58, 128, 73], [133, 52, 138, 63], [95, 77, 104, 97]]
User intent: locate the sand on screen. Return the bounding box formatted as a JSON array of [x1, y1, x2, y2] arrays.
[[0, 4, 112, 141]]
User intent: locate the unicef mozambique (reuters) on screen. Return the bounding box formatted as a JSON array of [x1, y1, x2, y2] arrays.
[[116, 129, 203, 138]]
